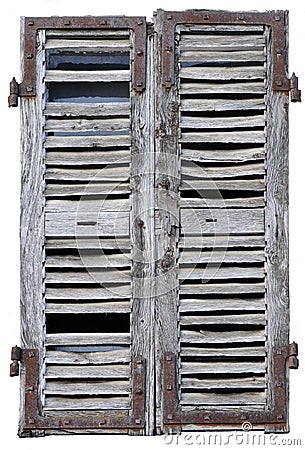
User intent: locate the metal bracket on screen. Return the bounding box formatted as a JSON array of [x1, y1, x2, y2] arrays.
[[163, 343, 298, 430], [9, 15, 147, 105], [290, 73, 301, 102], [10, 346, 23, 377], [160, 10, 290, 92], [19, 349, 146, 434]]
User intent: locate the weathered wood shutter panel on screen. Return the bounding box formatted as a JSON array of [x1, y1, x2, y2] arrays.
[[19, 18, 149, 436], [155, 10, 295, 433]]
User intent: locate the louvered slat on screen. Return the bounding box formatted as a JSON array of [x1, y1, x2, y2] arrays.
[[177, 24, 267, 411]]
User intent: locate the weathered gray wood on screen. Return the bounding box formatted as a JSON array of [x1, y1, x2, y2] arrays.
[[180, 66, 265, 80], [46, 29, 130, 38], [45, 182, 131, 197], [45, 333, 131, 346], [181, 361, 265, 374], [180, 235, 265, 248], [44, 397, 130, 410], [180, 314, 266, 326], [179, 299, 265, 312], [46, 118, 130, 132], [46, 237, 131, 250], [180, 178, 265, 191], [180, 283, 265, 295], [180, 82, 265, 95], [45, 211, 130, 237], [154, 11, 180, 434], [46, 254, 130, 269], [180, 249, 264, 263], [45, 269, 130, 284], [45, 349, 130, 364], [45, 69, 130, 82], [46, 301, 130, 314], [46, 285, 131, 300], [180, 131, 266, 144], [19, 27, 46, 435], [265, 23, 289, 430], [181, 98, 265, 112], [181, 208, 264, 235], [45, 135, 131, 148], [181, 346, 266, 358], [45, 38, 130, 52], [179, 25, 264, 33], [182, 377, 266, 390], [129, 31, 156, 436], [180, 50, 265, 63], [45, 166, 130, 181], [181, 147, 265, 163], [44, 380, 130, 395], [179, 32, 265, 50], [46, 150, 130, 166], [46, 198, 130, 213], [181, 197, 265, 208], [180, 115, 265, 129], [179, 266, 265, 280], [181, 161, 265, 177], [45, 102, 130, 117], [180, 392, 266, 406], [180, 330, 265, 344]]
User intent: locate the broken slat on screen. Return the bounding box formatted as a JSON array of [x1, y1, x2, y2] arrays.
[[45, 102, 130, 117], [45, 349, 130, 365]]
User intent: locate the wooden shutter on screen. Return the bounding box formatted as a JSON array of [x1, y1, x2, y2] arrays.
[[11, 10, 299, 437], [155, 10, 298, 434], [18, 16, 149, 436]]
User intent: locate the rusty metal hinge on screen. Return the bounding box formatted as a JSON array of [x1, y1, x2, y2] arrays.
[[8, 78, 20, 108], [287, 341, 299, 368], [290, 73, 301, 102], [163, 342, 299, 431], [17, 349, 146, 435], [10, 346, 22, 377]]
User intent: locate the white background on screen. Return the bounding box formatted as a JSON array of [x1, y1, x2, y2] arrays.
[[0, 1, 304, 448]]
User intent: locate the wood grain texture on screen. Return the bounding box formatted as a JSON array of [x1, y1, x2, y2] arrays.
[[154, 12, 180, 434], [129, 31, 155, 435], [180, 82, 265, 95], [45, 38, 130, 51], [265, 22, 290, 431], [45, 333, 131, 346], [44, 396, 130, 410], [44, 380, 130, 395], [180, 392, 266, 406], [180, 50, 265, 63], [181, 330, 265, 344], [180, 66, 265, 81], [181, 98, 265, 112], [179, 299, 266, 312], [46, 301, 130, 314], [45, 349, 130, 364], [45, 69, 130, 82], [45, 102, 130, 117], [181, 147, 265, 163], [45, 182, 130, 197], [45, 118, 130, 132], [19, 27, 46, 435]]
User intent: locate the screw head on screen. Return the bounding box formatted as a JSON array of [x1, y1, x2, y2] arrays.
[[136, 388, 143, 395], [137, 50, 144, 56], [166, 355, 173, 362], [204, 415, 211, 421], [167, 385, 173, 391], [277, 414, 283, 420], [27, 53, 33, 59], [137, 358, 143, 365], [99, 420, 106, 426], [63, 420, 70, 425], [28, 21, 34, 26], [100, 20, 107, 25], [167, 15, 173, 20], [136, 81, 143, 87], [28, 351, 35, 357], [167, 414, 173, 420], [64, 20, 71, 26], [135, 418, 142, 424], [29, 418, 35, 424]]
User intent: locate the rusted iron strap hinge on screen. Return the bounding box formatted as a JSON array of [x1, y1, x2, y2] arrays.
[[21, 349, 146, 434], [8, 78, 19, 108], [163, 343, 298, 429], [290, 73, 301, 102], [10, 345, 23, 376], [160, 10, 290, 92], [13, 16, 147, 102]]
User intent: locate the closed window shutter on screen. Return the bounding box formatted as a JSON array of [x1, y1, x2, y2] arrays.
[[12, 10, 298, 437], [178, 23, 267, 411]]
